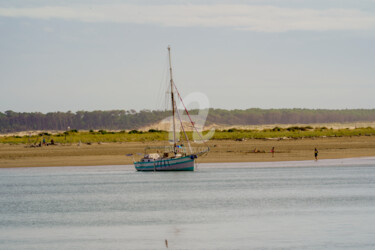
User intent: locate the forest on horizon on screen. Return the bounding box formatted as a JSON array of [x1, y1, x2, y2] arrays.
[[1, 108, 375, 133]]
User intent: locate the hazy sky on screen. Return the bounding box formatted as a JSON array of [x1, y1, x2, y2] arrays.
[[1, 0, 375, 112]]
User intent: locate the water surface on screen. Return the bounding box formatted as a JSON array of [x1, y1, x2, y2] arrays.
[[1, 158, 375, 249]]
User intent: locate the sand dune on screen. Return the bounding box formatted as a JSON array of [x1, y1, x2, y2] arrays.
[[140, 121, 375, 131]]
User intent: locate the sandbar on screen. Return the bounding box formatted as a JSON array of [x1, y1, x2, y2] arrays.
[[1, 136, 375, 168]]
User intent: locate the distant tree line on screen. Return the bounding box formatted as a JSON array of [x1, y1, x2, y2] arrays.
[[0, 110, 170, 133], [0, 108, 375, 133], [205, 108, 375, 125]]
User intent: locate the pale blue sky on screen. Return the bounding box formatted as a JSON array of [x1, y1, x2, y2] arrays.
[[1, 0, 375, 112]]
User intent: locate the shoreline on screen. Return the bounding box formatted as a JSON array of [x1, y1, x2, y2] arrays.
[[1, 136, 375, 168], [3, 156, 375, 170], [199, 156, 375, 169]]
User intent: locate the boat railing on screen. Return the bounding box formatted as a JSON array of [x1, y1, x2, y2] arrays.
[[144, 145, 209, 156]]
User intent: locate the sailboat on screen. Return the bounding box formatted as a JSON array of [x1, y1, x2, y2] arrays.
[[133, 46, 209, 171]]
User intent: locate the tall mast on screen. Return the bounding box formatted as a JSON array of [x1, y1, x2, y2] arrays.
[[168, 46, 177, 149]]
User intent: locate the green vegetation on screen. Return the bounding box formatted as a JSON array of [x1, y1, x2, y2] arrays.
[[212, 126, 375, 140], [1, 109, 375, 133], [1, 127, 374, 144]]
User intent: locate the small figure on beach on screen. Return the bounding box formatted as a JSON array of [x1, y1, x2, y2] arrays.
[[271, 147, 275, 157], [42, 138, 46, 145], [314, 148, 318, 161]]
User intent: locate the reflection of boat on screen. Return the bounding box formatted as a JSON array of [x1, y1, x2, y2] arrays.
[[134, 46, 209, 171]]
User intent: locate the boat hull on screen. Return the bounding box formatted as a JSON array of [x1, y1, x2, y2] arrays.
[[134, 156, 194, 171]]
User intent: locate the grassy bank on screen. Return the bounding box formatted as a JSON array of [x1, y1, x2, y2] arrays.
[[1, 126, 375, 145]]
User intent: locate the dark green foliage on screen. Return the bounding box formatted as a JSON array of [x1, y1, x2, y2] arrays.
[[286, 126, 312, 132], [38, 132, 51, 136], [148, 129, 164, 133], [0, 109, 172, 133], [272, 127, 282, 131], [0, 109, 375, 133], [205, 108, 375, 125], [128, 130, 143, 134], [227, 128, 238, 132]]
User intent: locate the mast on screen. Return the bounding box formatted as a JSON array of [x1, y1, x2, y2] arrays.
[[168, 46, 177, 150]]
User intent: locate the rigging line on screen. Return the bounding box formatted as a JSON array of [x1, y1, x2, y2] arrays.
[[173, 84, 195, 126], [175, 101, 192, 154], [154, 53, 168, 111], [156, 54, 170, 111], [173, 83, 209, 149]]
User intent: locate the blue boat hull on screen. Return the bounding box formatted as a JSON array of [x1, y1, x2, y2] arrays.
[[134, 156, 194, 171]]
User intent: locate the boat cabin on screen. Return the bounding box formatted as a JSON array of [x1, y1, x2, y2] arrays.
[[141, 152, 185, 162], [141, 153, 160, 162]]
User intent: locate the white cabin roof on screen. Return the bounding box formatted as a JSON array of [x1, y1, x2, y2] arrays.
[[144, 153, 160, 159]]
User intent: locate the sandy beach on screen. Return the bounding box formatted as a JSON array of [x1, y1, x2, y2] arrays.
[[1, 136, 375, 168]]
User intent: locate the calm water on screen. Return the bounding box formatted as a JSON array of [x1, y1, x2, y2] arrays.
[[1, 158, 375, 249]]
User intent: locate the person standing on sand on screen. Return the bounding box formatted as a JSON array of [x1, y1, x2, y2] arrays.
[[271, 147, 275, 157], [314, 148, 318, 161]]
